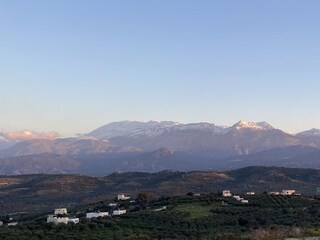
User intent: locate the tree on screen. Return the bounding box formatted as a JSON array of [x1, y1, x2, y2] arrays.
[[138, 192, 152, 203], [187, 192, 194, 197]]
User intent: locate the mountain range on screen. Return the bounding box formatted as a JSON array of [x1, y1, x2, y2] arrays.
[[1, 120, 320, 175]]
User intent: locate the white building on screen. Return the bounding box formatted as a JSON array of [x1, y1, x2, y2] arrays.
[[117, 194, 130, 201], [56, 217, 69, 224], [233, 195, 241, 201], [113, 209, 126, 216], [246, 192, 255, 195], [108, 203, 117, 207], [47, 215, 68, 224], [222, 190, 232, 197], [54, 208, 67, 215], [47, 215, 79, 225], [47, 215, 58, 223], [0, 220, 3, 226], [241, 199, 249, 204], [68, 218, 80, 224], [86, 212, 109, 219], [282, 190, 296, 196]]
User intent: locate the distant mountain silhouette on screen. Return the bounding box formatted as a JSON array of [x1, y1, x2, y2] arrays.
[[0, 120, 320, 175]]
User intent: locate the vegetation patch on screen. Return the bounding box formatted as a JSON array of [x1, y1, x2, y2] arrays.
[[2, 194, 320, 239], [174, 202, 217, 219]]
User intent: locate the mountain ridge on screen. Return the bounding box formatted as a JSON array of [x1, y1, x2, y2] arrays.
[[0, 120, 320, 175]]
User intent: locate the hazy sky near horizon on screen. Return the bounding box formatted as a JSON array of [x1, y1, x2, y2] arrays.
[[1, 0, 320, 136]]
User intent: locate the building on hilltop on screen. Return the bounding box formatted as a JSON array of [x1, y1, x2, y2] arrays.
[[222, 190, 232, 197], [246, 192, 255, 195], [113, 209, 126, 216], [281, 190, 296, 196], [86, 212, 109, 219], [117, 194, 130, 200], [47, 215, 58, 223], [233, 195, 242, 201], [54, 208, 67, 215], [47, 215, 79, 225], [47, 209, 79, 225], [68, 218, 80, 224], [53, 217, 68, 224]]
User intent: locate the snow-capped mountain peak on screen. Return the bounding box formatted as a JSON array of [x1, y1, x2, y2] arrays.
[[88, 120, 277, 140], [173, 122, 228, 134], [88, 120, 228, 139], [296, 128, 320, 137], [231, 121, 274, 131], [255, 121, 275, 130], [88, 120, 181, 139]]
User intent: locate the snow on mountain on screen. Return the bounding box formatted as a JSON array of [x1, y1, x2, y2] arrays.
[[3, 120, 320, 166], [297, 128, 320, 137], [88, 120, 228, 139], [87, 120, 292, 157], [89, 120, 180, 139], [173, 122, 228, 134], [255, 121, 275, 130], [230, 121, 275, 131]]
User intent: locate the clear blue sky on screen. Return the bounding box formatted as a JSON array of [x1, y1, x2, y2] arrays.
[[1, 0, 320, 136]]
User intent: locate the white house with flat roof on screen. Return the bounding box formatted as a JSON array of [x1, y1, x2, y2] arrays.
[[47, 215, 79, 225], [233, 195, 242, 200], [117, 194, 130, 200], [54, 208, 67, 215], [47, 215, 58, 223], [282, 190, 296, 196], [86, 212, 109, 219], [68, 218, 80, 224], [222, 190, 232, 197], [246, 192, 255, 195], [113, 209, 126, 216]]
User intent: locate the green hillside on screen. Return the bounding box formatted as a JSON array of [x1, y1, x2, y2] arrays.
[[2, 194, 320, 239], [1, 166, 320, 217]]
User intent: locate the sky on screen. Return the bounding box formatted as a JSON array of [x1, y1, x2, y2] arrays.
[[1, 0, 320, 136]]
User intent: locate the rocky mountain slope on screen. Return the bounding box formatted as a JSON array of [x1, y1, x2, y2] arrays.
[[87, 120, 311, 158], [2, 120, 320, 158], [1, 144, 320, 176], [0, 138, 112, 157], [0, 120, 320, 175]]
